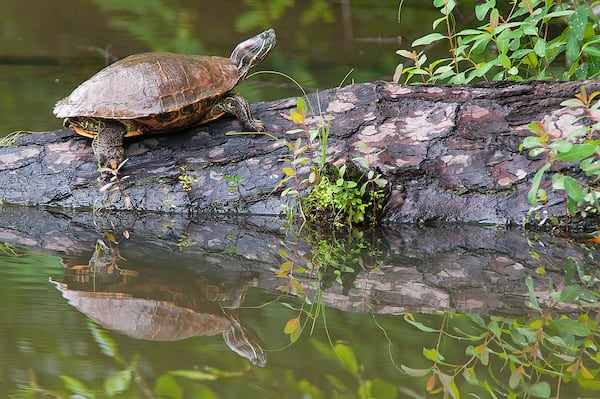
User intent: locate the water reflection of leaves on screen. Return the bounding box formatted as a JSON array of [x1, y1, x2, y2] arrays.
[[275, 227, 385, 343], [89, 0, 204, 54]]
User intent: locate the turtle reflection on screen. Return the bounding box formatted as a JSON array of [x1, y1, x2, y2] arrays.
[[50, 240, 267, 367]]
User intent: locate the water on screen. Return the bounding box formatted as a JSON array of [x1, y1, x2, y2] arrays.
[[1, 1, 600, 397], [1, 208, 599, 397]]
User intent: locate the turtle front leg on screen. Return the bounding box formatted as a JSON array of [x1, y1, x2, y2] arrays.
[[91, 120, 127, 169], [216, 93, 266, 132]]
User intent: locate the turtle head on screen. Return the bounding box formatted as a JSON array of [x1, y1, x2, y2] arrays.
[[230, 28, 277, 80]]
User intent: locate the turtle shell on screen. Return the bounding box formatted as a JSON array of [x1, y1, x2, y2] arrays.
[[53, 52, 240, 137]]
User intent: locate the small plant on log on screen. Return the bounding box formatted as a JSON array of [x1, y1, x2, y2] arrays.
[[95, 159, 133, 210], [231, 70, 387, 228], [0, 131, 25, 147], [278, 96, 387, 228], [395, 1, 600, 84], [521, 86, 600, 223]]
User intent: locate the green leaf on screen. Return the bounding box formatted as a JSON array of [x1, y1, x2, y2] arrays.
[[412, 33, 446, 47], [296, 97, 308, 115], [60, 376, 95, 397], [534, 38, 547, 57], [423, 347, 444, 362], [563, 176, 584, 202], [284, 317, 302, 342], [549, 140, 572, 153], [560, 98, 585, 108], [569, 8, 588, 41], [566, 34, 581, 63], [154, 374, 183, 399], [550, 318, 592, 337], [87, 320, 124, 364], [104, 369, 132, 395], [525, 276, 541, 311], [474, 0, 495, 21], [557, 143, 598, 162], [396, 49, 414, 59], [583, 45, 600, 58], [334, 343, 359, 374], [401, 365, 431, 377], [509, 366, 523, 389], [527, 164, 550, 204], [522, 135, 541, 148], [498, 53, 511, 69], [527, 381, 551, 398], [559, 284, 581, 303], [404, 313, 438, 333]]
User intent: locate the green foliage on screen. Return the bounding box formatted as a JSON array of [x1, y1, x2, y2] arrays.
[[395, 1, 600, 224], [178, 164, 197, 194], [395, 1, 600, 84], [0, 130, 26, 146], [402, 307, 600, 398], [279, 95, 387, 229], [520, 86, 600, 220], [303, 162, 387, 228], [224, 173, 243, 195], [234, 70, 387, 229]]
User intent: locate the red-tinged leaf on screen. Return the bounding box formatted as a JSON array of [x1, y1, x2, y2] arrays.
[[527, 122, 546, 136], [426, 374, 436, 392]]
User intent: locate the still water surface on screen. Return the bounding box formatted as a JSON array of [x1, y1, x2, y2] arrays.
[[1, 1, 600, 398], [1, 209, 600, 397]]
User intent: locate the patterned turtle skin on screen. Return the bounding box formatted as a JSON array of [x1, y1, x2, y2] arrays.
[[54, 28, 276, 168]]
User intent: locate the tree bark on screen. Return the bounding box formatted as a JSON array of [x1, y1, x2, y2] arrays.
[[1, 79, 599, 225]]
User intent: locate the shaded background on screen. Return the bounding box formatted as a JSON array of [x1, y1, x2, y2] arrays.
[[0, 0, 449, 134]]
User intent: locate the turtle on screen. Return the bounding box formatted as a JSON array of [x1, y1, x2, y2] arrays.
[[53, 28, 277, 169]]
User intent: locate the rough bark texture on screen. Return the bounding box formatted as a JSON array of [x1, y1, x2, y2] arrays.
[[1, 208, 597, 315], [1, 79, 599, 225]]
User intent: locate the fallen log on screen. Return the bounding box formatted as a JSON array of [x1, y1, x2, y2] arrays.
[[1, 79, 599, 225]]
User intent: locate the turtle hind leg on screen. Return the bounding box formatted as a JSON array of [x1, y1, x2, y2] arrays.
[[216, 93, 266, 132], [91, 120, 127, 169]]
